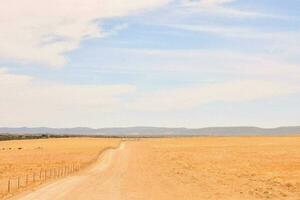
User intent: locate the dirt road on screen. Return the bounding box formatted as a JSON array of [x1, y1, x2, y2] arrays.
[[10, 142, 129, 200], [11, 141, 190, 200], [9, 137, 300, 200]]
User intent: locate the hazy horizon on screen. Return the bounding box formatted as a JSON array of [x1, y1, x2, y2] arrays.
[[1, 125, 300, 129], [1, 126, 300, 137]]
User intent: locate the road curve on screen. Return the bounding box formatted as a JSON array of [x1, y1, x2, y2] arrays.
[[10, 142, 129, 200], [9, 140, 195, 200]]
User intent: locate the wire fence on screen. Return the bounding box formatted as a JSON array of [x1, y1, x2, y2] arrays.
[[0, 153, 101, 199], [0, 163, 83, 198], [0, 144, 120, 199]]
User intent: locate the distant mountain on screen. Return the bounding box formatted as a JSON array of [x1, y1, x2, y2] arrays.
[[0, 126, 300, 136]]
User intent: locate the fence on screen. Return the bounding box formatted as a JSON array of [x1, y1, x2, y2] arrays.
[[0, 144, 119, 199], [0, 162, 84, 198], [0, 152, 102, 199]]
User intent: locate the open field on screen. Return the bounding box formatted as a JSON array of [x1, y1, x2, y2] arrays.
[[0, 137, 120, 198], [2, 136, 300, 200], [137, 136, 300, 200]]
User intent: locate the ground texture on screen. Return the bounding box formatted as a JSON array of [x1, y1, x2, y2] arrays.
[[0, 138, 120, 198], [5, 136, 300, 200]]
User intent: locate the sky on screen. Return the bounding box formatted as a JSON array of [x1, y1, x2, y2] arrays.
[[0, 0, 300, 128]]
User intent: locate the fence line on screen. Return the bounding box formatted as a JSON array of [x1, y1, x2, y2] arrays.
[[0, 154, 100, 199], [0, 144, 120, 199]]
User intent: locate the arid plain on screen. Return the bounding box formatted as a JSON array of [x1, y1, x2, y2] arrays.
[[1, 136, 300, 200], [0, 138, 120, 198]]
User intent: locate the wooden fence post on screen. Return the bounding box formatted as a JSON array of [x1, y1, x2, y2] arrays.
[[7, 179, 11, 193], [17, 176, 20, 189], [26, 174, 28, 186]]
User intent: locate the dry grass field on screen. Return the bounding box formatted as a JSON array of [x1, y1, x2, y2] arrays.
[[0, 137, 120, 198], [1, 136, 300, 200], [129, 137, 300, 200]]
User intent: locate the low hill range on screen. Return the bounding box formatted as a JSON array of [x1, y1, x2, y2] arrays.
[[0, 126, 300, 136]]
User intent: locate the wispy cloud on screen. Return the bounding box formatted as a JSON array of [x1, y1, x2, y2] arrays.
[[169, 24, 266, 39], [104, 48, 300, 79], [0, 69, 135, 126], [130, 79, 300, 111], [179, 0, 280, 18], [169, 24, 300, 40], [0, 0, 299, 128], [0, 0, 293, 67], [0, 0, 171, 67], [1, 69, 299, 125], [168, 23, 300, 59]]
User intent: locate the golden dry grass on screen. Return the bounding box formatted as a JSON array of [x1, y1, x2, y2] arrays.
[[130, 136, 300, 199], [0, 137, 120, 198], [2, 136, 300, 200], [0, 138, 120, 179]]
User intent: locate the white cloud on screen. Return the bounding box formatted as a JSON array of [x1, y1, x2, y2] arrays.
[[169, 24, 265, 39], [179, 0, 278, 18], [170, 24, 300, 41], [0, 69, 135, 126], [130, 80, 300, 111], [111, 48, 300, 78], [0, 69, 299, 126], [168, 24, 300, 60], [0, 0, 171, 67]]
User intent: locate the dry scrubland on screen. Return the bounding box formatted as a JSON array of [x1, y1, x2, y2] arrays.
[[1, 136, 300, 200], [127, 137, 300, 200], [0, 138, 120, 198]]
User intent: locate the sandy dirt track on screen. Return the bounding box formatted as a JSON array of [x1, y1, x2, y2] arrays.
[[9, 137, 300, 200], [10, 142, 128, 200], [0, 138, 120, 180]]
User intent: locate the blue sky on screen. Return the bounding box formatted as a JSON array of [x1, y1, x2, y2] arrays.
[[0, 0, 299, 128]]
